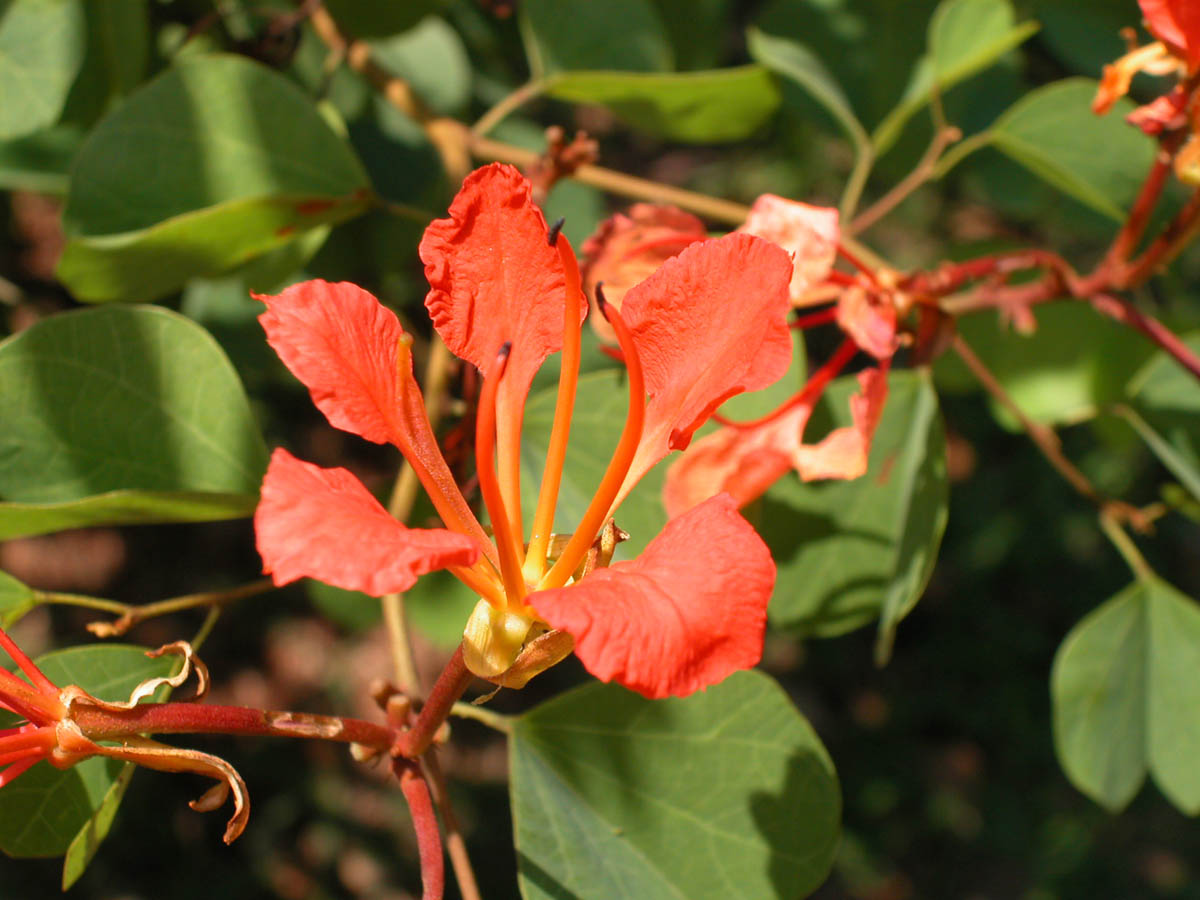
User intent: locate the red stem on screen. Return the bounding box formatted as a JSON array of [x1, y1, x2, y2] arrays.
[[1104, 130, 1183, 268], [395, 757, 445, 900], [791, 307, 838, 330], [394, 646, 475, 759], [71, 703, 394, 749], [1090, 293, 1200, 381], [1118, 186, 1200, 287]]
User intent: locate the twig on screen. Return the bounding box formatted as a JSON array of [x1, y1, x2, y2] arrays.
[[848, 124, 962, 236], [394, 758, 446, 900], [951, 334, 1151, 532], [450, 701, 512, 733], [394, 646, 476, 759], [1089, 292, 1200, 382], [1118, 185, 1200, 286], [472, 79, 546, 137], [32, 579, 276, 638], [1098, 509, 1155, 582], [423, 752, 482, 900], [1103, 130, 1185, 268]]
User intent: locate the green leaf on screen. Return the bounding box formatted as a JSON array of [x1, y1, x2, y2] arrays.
[[0, 644, 178, 859], [1117, 405, 1200, 504], [934, 302, 1154, 427], [0, 0, 86, 139], [873, 0, 1038, 154], [0, 306, 268, 516], [61, 0, 148, 126], [59, 761, 134, 889], [59, 54, 369, 300], [543, 66, 781, 143], [759, 370, 948, 660], [370, 17, 472, 115], [1052, 578, 1200, 815], [0, 569, 36, 627], [321, 0, 444, 38], [746, 27, 870, 154], [1126, 332, 1200, 480], [985, 79, 1156, 221], [511, 671, 840, 900], [0, 491, 259, 541], [58, 192, 360, 303], [0, 123, 81, 193], [521, 0, 672, 77]]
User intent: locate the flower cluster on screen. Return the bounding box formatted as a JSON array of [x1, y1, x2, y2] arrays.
[[254, 163, 794, 698]]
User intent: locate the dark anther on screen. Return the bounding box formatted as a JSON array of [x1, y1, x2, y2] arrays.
[[547, 217, 566, 246], [499, 341, 513, 359], [595, 282, 610, 317]]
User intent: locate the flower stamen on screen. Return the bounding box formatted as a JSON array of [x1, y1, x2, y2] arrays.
[[539, 285, 645, 590], [475, 342, 527, 605], [525, 228, 584, 581]]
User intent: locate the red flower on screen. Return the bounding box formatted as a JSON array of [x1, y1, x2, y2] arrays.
[[1093, 1, 1200, 123], [254, 163, 792, 698], [0, 629, 250, 842]]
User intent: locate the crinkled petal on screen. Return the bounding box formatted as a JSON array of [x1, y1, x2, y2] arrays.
[[255, 448, 478, 596], [528, 494, 773, 699], [1127, 84, 1190, 134], [617, 232, 793, 503], [1140, 0, 1200, 65], [792, 365, 889, 481], [581, 204, 707, 342], [664, 366, 890, 516], [741, 194, 839, 303], [837, 286, 898, 360], [257, 280, 411, 445], [420, 163, 582, 416]]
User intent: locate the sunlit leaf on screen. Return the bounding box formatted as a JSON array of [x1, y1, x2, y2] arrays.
[[543, 66, 781, 143], [0, 570, 36, 628], [0, 306, 268, 522], [511, 671, 840, 899], [0, 0, 86, 139], [521, 0, 672, 76]]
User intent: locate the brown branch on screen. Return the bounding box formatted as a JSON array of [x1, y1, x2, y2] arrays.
[[423, 752, 482, 900], [848, 124, 962, 236], [952, 334, 1151, 533]]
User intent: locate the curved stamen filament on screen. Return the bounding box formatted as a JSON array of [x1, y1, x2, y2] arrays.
[[0, 756, 40, 787], [525, 232, 584, 580], [539, 288, 645, 590], [791, 307, 839, 330], [711, 338, 858, 430], [496, 396, 525, 568], [475, 344, 527, 606]]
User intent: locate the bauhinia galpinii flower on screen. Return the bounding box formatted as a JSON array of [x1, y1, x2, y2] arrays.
[[253, 163, 796, 698]]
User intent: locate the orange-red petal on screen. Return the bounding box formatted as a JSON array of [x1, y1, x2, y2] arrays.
[[1140, 0, 1200, 66], [420, 164, 581, 411], [740, 194, 839, 303], [580, 203, 708, 342], [255, 448, 478, 596], [837, 286, 898, 360], [527, 493, 773, 699], [616, 232, 794, 503], [791, 365, 889, 481], [257, 280, 410, 446]]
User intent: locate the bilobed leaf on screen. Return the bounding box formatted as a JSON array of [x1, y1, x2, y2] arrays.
[[746, 27, 870, 154], [987, 79, 1155, 221], [0, 306, 268, 517], [543, 66, 781, 143], [521, 0, 672, 76], [59, 53, 369, 301], [759, 370, 948, 658], [873, 0, 1038, 154], [0, 569, 36, 627], [0, 645, 179, 859], [1052, 578, 1200, 814], [511, 671, 840, 900], [0, 491, 259, 541], [0, 0, 86, 139], [58, 191, 365, 303]]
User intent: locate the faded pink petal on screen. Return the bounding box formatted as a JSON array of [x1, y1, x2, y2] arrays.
[[664, 366, 890, 516], [837, 287, 898, 360], [741, 194, 840, 303], [528, 494, 773, 699], [255, 448, 478, 596]]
